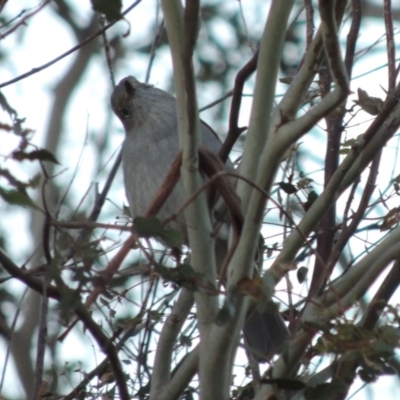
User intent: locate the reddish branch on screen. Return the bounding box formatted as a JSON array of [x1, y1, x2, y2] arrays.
[[332, 259, 400, 400], [58, 151, 182, 341], [219, 50, 259, 163], [309, 0, 354, 296], [0, 249, 130, 400], [0, 0, 51, 40], [330, 152, 381, 275]]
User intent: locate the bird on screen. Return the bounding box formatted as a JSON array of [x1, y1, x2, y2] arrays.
[[111, 76, 289, 361]]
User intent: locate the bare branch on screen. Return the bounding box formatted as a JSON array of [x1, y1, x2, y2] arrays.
[[384, 0, 396, 91], [0, 1, 142, 89], [0, 250, 130, 399], [150, 289, 194, 398]]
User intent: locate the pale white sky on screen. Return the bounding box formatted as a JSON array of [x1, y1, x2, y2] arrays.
[[0, 1, 400, 399]]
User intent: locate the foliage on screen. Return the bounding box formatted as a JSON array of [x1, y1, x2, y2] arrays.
[[0, 1, 400, 399]]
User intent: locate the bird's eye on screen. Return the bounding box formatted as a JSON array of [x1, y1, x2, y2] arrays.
[[119, 107, 130, 119]]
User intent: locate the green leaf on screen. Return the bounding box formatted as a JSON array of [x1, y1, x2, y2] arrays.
[[371, 339, 394, 355], [154, 263, 197, 287], [161, 228, 184, 248], [29, 173, 42, 188], [134, 216, 183, 248], [0, 187, 40, 210], [297, 266, 308, 283], [353, 88, 384, 115], [123, 204, 132, 218], [297, 177, 313, 190], [134, 216, 164, 237], [91, 0, 122, 22], [180, 334, 192, 347], [149, 310, 163, 321], [279, 181, 297, 194]]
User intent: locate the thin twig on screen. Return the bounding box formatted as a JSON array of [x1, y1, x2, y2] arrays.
[[344, 0, 362, 78], [219, 50, 258, 163], [0, 0, 142, 89], [384, 0, 396, 90], [0, 0, 51, 40], [145, 3, 164, 84], [32, 165, 54, 400], [100, 16, 116, 87], [329, 151, 381, 277], [0, 290, 27, 394], [0, 250, 130, 400]]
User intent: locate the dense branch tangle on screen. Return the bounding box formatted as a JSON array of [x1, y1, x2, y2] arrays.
[[1, 1, 400, 400]]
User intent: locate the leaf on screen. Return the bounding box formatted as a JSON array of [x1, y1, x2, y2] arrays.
[[99, 371, 115, 386], [279, 181, 298, 194], [304, 379, 347, 400], [297, 266, 308, 283], [304, 190, 318, 211], [370, 339, 394, 355], [183, 389, 194, 400], [358, 369, 373, 382], [149, 310, 163, 321], [0, 187, 40, 210], [297, 177, 313, 190], [117, 315, 143, 330], [12, 148, 59, 164], [134, 216, 164, 237], [180, 334, 192, 347], [161, 227, 184, 248], [279, 76, 294, 84], [29, 173, 42, 188], [353, 88, 384, 115], [91, 0, 122, 22], [134, 216, 183, 248], [259, 378, 306, 391], [154, 263, 198, 288], [378, 325, 400, 344], [380, 207, 400, 231], [100, 297, 109, 306], [123, 204, 132, 218]]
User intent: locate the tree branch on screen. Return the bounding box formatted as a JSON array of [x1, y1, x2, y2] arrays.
[[150, 289, 194, 398], [0, 249, 130, 399]]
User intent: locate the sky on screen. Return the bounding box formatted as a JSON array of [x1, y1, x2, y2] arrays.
[[0, 1, 400, 399]]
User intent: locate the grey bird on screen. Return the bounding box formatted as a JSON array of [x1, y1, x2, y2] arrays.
[[111, 76, 289, 360]]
